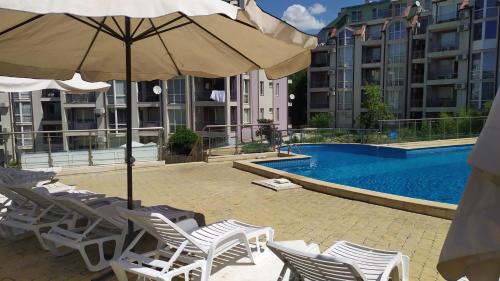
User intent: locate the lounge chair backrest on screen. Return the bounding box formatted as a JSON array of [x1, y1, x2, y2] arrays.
[[116, 207, 207, 255], [268, 241, 366, 281], [0, 185, 26, 203], [7, 186, 56, 210], [54, 197, 124, 228]]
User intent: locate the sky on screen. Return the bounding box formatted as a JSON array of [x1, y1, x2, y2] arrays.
[[256, 0, 365, 34]]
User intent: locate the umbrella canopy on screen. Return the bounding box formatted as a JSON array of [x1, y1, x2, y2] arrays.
[[0, 0, 316, 82], [0, 0, 316, 229], [0, 73, 110, 93], [437, 92, 500, 280]]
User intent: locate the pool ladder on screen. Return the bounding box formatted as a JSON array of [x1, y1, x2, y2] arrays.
[[287, 143, 303, 155]]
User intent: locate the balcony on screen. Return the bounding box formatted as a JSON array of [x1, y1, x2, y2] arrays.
[[167, 94, 185, 104], [366, 34, 382, 41], [472, 70, 495, 80], [337, 81, 353, 89], [107, 95, 127, 106], [427, 71, 457, 85], [363, 57, 381, 64], [14, 115, 32, 123], [426, 98, 457, 107], [195, 90, 225, 102], [387, 79, 405, 87], [310, 92, 329, 109]]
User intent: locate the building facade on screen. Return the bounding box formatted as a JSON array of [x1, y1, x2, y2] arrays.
[[308, 0, 499, 127], [0, 72, 288, 160]]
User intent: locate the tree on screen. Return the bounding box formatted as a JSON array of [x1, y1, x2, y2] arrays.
[[358, 84, 393, 129], [310, 113, 333, 128], [288, 70, 307, 127]]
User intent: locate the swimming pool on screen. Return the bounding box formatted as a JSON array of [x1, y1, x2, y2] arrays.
[[260, 144, 472, 204]]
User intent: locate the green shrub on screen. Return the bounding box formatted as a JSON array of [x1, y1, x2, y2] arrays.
[[241, 142, 271, 154], [310, 113, 333, 128], [168, 127, 199, 155], [256, 119, 278, 143], [438, 112, 456, 138]]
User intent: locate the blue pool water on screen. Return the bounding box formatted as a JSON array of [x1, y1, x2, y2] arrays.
[[261, 144, 472, 204]]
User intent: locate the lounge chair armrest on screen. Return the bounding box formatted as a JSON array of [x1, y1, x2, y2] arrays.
[[208, 229, 248, 256], [379, 253, 405, 281]]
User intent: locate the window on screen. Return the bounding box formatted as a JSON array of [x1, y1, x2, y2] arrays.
[[276, 108, 280, 121], [15, 125, 33, 147], [474, 22, 483, 41], [268, 82, 273, 88], [485, 20, 497, 39], [427, 86, 456, 107], [351, 11, 362, 23], [310, 71, 329, 88], [470, 82, 495, 109], [338, 46, 353, 66], [388, 43, 405, 64], [108, 108, 127, 129], [109, 80, 126, 105], [243, 108, 250, 123], [388, 21, 405, 40], [337, 69, 353, 89], [472, 51, 497, 79], [387, 66, 405, 86], [243, 79, 250, 104], [337, 90, 353, 111], [486, 0, 498, 17], [167, 77, 186, 104], [393, 3, 403, 16], [275, 83, 280, 97], [259, 81, 264, 96], [259, 108, 264, 119], [372, 8, 378, 19], [338, 29, 354, 46], [168, 109, 186, 132], [138, 80, 161, 102], [366, 25, 382, 40], [385, 90, 402, 113], [437, 4, 457, 22]]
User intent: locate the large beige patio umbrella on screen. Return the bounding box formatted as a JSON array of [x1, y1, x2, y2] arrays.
[[437, 92, 500, 281], [0, 0, 317, 231]]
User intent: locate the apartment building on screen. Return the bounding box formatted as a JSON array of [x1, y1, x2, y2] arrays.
[[0, 72, 288, 159], [308, 0, 499, 127]]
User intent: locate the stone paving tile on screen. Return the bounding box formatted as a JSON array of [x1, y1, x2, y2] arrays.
[[0, 162, 451, 280]]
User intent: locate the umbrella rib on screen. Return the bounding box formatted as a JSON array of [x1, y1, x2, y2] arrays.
[[77, 17, 107, 72], [187, 17, 263, 69], [111, 16, 125, 37], [132, 19, 145, 37], [147, 19, 182, 75], [65, 14, 123, 40], [135, 22, 192, 41], [0, 15, 44, 37], [86, 17, 124, 40], [133, 15, 184, 41]]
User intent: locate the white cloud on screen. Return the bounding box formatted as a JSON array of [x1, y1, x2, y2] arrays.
[[282, 4, 326, 31], [308, 3, 327, 15]]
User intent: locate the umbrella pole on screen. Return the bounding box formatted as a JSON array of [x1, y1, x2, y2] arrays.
[[125, 17, 134, 236]]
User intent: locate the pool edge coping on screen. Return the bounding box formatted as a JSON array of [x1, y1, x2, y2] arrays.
[[234, 153, 457, 220]]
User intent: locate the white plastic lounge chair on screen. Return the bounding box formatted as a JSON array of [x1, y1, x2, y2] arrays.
[[110, 208, 274, 281], [268, 240, 410, 281], [0, 185, 104, 248], [42, 197, 194, 272]]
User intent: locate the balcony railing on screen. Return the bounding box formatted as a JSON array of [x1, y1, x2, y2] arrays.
[[387, 79, 405, 87], [430, 72, 457, 80], [310, 81, 330, 88], [436, 11, 459, 23], [363, 78, 381, 85], [388, 55, 405, 64], [66, 94, 96, 104], [412, 50, 425, 59], [310, 102, 330, 109], [167, 94, 185, 104], [426, 99, 457, 107], [338, 38, 354, 46], [67, 122, 97, 130], [195, 90, 225, 102], [431, 44, 458, 52], [12, 92, 31, 100], [107, 95, 126, 105], [363, 57, 381, 64], [14, 115, 32, 123], [366, 34, 382, 41], [140, 121, 161, 128], [412, 74, 424, 83]]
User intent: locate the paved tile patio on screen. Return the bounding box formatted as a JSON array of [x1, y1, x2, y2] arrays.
[[0, 162, 452, 280]]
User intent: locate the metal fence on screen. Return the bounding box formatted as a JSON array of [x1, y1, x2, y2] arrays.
[[378, 116, 487, 143], [0, 127, 165, 169]]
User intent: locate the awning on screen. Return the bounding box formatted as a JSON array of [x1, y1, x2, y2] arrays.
[[0, 73, 110, 93]]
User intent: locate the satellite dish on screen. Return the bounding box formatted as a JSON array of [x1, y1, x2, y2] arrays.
[[153, 85, 162, 95], [289, 94, 296, 100], [415, 1, 421, 6]]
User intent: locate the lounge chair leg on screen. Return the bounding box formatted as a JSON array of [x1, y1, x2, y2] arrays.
[[244, 241, 255, 264], [401, 255, 410, 281]]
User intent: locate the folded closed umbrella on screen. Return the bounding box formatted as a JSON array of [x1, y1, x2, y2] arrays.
[[0, 0, 317, 226], [437, 92, 500, 281]]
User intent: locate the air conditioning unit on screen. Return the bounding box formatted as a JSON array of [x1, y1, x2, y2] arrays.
[[455, 83, 466, 90], [328, 69, 336, 75], [458, 24, 469, 32], [457, 53, 468, 60], [97, 136, 107, 143], [330, 48, 337, 53], [329, 86, 335, 91], [329, 91, 336, 96], [0, 102, 8, 108]]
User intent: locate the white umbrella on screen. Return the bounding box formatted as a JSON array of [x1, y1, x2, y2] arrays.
[[0, 73, 110, 93], [438, 92, 500, 281], [0, 0, 316, 226]]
